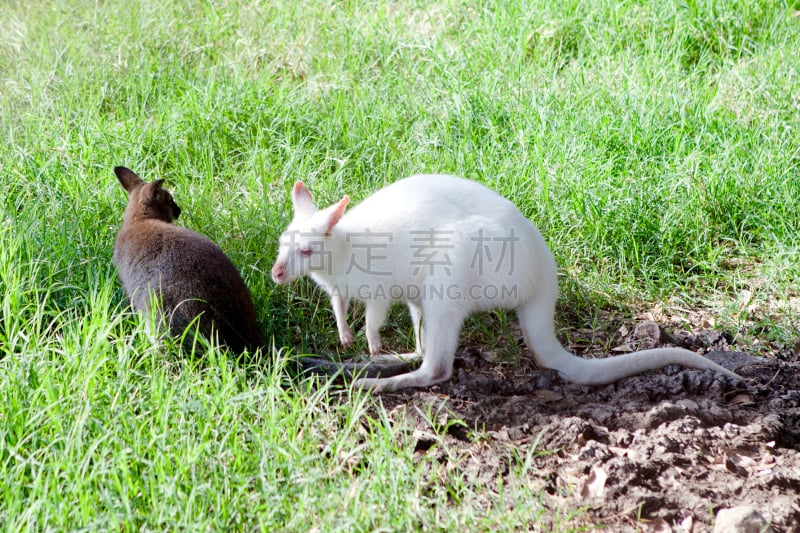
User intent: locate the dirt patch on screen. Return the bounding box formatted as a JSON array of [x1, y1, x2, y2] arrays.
[[372, 324, 800, 531]]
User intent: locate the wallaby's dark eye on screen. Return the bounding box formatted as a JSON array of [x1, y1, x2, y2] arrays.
[[298, 248, 313, 258]]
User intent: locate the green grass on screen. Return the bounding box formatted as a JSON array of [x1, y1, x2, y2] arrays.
[[1, 0, 799, 529]]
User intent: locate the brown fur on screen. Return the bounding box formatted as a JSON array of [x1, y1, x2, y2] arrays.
[[112, 166, 264, 354]]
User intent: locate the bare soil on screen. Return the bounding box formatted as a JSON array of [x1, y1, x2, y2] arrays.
[[372, 320, 800, 532]]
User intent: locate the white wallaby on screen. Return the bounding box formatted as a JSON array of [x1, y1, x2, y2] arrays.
[[271, 175, 740, 393]]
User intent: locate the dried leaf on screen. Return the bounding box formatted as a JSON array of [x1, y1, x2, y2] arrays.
[[641, 518, 672, 533], [580, 466, 607, 499], [532, 389, 563, 401], [707, 453, 727, 469], [480, 350, 498, 362], [489, 427, 510, 441], [633, 321, 661, 343], [759, 452, 776, 467], [728, 393, 755, 406], [729, 454, 756, 468], [726, 454, 755, 476], [608, 445, 629, 456]]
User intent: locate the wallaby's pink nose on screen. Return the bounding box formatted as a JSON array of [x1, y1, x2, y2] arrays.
[[271, 263, 286, 284]]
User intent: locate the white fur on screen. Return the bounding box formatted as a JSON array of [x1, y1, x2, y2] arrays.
[[271, 175, 740, 393]]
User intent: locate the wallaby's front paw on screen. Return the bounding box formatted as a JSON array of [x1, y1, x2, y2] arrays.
[[368, 338, 383, 356], [339, 326, 354, 346], [366, 330, 382, 355]]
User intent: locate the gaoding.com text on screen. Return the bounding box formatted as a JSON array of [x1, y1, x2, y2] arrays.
[[330, 283, 519, 302]]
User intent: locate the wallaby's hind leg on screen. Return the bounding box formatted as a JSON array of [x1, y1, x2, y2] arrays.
[[355, 306, 462, 393], [365, 299, 391, 356], [407, 301, 423, 355], [331, 294, 353, 346]]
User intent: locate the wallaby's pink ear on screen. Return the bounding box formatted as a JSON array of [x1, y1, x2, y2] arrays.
[[291, 181, 316, 217], [115, 166, 146, 193], [323, 195, 350, 236]]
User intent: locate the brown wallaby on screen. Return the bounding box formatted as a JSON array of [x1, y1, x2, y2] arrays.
[[113, 166, 264, 353], [112, 166, 408, 378]]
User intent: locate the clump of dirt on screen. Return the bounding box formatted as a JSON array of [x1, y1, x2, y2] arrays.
[[374, 323, 800, 531]]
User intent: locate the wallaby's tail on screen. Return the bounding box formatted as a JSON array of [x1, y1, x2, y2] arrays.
[[538, 345, 740, 386], [517, 303, 741, 385], [297, 356, 413, 380]]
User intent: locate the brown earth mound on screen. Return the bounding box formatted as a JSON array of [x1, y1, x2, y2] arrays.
[[373, 324, 800, 531]]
